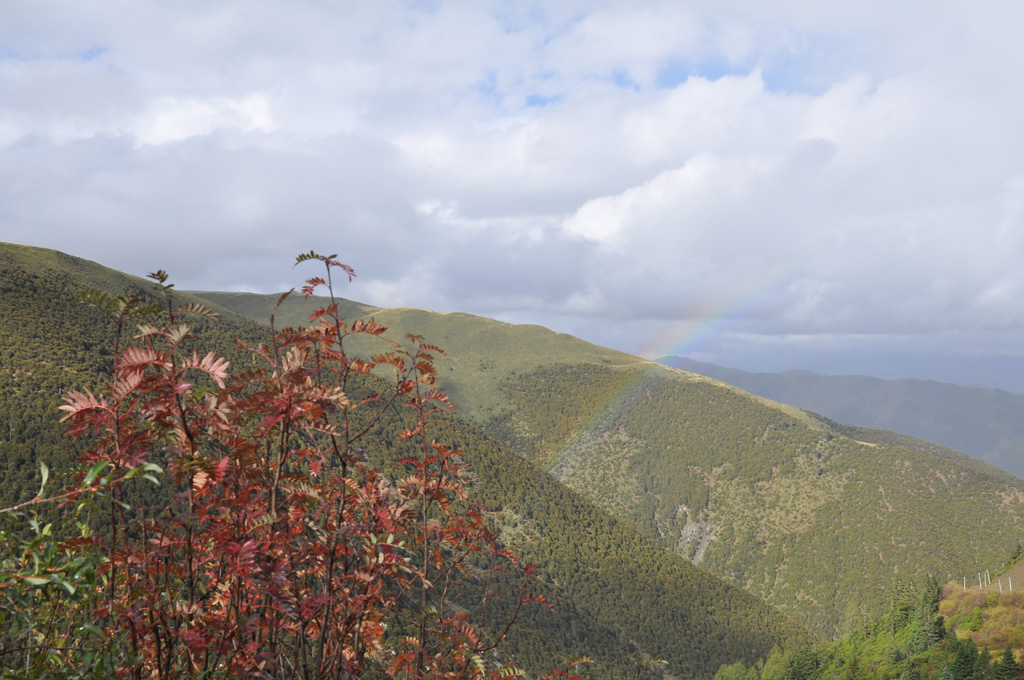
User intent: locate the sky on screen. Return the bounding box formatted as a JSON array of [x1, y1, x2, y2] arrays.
[[4, 1, 1024, 392]]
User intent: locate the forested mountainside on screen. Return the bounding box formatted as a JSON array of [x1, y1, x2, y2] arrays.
[[660, 357, 1024, 480], [0, 242, 808, 680], [484, 362, 1024, 636], [205, 288, 1024, 639], [0, 245, 264, 534]]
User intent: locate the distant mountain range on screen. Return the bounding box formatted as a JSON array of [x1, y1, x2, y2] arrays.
[[659, 357, 1024, 480]]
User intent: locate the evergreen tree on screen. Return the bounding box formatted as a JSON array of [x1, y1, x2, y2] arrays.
[[976, 647, 993, 680], [890, 574, 914, 632], [922, 574, 942, 608], [994, 648, 1022, 680], [901, 665, 920, 680], [787, 645, 820, 680], [841, 649, 860, 680], [952, 637, 979, 680], [910, 575, 943, 653]]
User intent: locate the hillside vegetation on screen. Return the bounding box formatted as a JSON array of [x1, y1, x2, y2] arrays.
[[716, 571, 1024, 680], [0, 243, 808, 679], [483, 362, 1024, 636], [193, 283, 1024, 640]]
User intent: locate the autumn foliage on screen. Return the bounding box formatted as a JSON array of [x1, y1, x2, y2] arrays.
[[0, 253, 567, 679]]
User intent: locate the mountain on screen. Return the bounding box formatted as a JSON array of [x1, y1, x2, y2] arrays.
[[659, 357, 1024, 480], [480, 362, 1024, 636], [8, 241, 1020, 658], [0, 242, 807, 680], [201, 288, 1024, 638]]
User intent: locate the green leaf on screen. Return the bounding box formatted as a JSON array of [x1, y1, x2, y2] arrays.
[[54, 577, 76, 595], [147, 270, 169, 284], [83, 460, 110, 488], [37, 460, 49, 497], [78, 623, 105, 639], [295, 250, 330, 265]]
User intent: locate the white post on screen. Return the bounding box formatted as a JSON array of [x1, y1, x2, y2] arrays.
[[964, 576, 967, 591], [987, 569, 992, 585], [979, 573, 983, 589]]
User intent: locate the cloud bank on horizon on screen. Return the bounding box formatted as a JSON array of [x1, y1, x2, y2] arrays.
[[3, 1, 1024, 390]]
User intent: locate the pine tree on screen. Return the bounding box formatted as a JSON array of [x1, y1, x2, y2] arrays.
[[976, 647, 993, 680], [901, 664, 920, 680], [889, 574, 913, 632], [910, 575, 942, 653], [952, 637, 979, 680], [994, 648, 1022, 680]]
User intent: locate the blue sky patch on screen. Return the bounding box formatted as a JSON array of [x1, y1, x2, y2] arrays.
[[525, 93, 560, 108], [657, 57, 748, 88], [76, 46, 107, 62]]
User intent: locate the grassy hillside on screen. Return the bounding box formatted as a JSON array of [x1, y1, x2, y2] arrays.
[[661, 357, 1024, 480], [482, 362, 1024, 637], [0, 243, 808, 680], [198, 288, 1024, 640]]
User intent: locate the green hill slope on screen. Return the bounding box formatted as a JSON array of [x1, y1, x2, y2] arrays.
[[483, 362, 1024, 637], [0, 243, 808, 680], [203, 289, 1024, 639], [661, 357, 1024, 480]]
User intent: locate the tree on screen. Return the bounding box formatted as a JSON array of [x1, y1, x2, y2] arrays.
[[0, 253, 548, 679], [994, 648, 1022, 680], [910, 575, 943, 654], [951, 637, 979, 680], [901, 665, 920, 680], [889, 573, 914, 632], [976, 647, 993, 680]]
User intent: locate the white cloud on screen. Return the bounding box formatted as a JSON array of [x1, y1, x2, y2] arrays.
[[3, 0, 1024, 388], [133, 94, 275, 145]]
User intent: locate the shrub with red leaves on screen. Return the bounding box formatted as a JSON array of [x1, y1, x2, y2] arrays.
[[0, 253, 550, 680]]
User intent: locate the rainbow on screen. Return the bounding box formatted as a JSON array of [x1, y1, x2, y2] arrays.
[[640, 264, 801, 362], [545, 265, 802, 470]]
